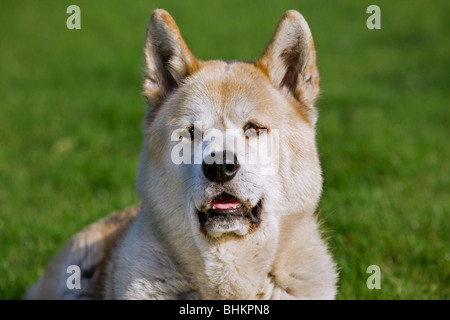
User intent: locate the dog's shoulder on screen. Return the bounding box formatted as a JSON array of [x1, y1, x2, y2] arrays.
[[25, 205, 139, 299]]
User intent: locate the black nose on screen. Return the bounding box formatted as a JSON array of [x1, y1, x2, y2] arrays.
[[202, 152, 240, 183]]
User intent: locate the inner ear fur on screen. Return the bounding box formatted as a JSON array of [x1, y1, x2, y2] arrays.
[[143, 9, 199, 108], [257, 10, 320, 124]]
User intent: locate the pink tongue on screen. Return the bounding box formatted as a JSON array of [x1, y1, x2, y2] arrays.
[[211, 194, 240, 210]]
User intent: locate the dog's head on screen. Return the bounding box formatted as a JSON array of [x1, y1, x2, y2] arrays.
[[138, 9, 322, 241]]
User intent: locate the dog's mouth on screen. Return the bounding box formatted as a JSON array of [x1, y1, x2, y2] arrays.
[[197, 193, 262, 237]]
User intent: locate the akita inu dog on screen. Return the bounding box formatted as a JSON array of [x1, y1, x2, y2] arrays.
[[27, 9, 337, 300]]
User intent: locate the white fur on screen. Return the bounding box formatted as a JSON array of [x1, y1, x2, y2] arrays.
[[27, 9, 337, 300]]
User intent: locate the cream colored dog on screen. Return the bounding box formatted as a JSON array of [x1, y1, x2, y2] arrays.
[[27, 9, 337, 300]]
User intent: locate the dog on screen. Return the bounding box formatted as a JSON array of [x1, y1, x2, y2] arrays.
[[26, 9, 337, 300]]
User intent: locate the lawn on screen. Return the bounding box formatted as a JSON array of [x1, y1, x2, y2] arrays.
[[0, 0, 448, 299]]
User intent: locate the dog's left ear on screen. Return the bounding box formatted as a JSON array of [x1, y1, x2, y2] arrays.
[[257, 10, 319, 124]]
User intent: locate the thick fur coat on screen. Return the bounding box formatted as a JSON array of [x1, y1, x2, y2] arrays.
[[27, 9, 338, 300]]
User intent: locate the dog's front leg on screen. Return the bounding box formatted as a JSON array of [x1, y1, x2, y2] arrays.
[[259, 271, 336, 300], [257, 273, 299, 300]]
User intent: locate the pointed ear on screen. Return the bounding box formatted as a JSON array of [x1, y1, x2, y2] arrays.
[[257, 10, 319, 124], [143, 9, 199, 108]]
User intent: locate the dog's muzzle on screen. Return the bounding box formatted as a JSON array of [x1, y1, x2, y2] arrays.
[[197, 193, 262, 234]]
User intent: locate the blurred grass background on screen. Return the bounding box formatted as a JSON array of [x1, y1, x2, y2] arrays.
[[0, 0, 448, 299]]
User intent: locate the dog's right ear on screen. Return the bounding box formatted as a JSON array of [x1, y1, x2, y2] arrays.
[[257, 10, 320, 125], [143, 9, 199, 107]]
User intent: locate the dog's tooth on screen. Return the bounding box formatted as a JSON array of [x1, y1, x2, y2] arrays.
[[212, 206, 216, 210]]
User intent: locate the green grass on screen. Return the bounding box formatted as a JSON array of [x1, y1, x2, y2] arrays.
[[0, 0, 448, 299]]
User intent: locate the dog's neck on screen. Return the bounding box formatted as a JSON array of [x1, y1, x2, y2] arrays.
[[139, 199, 280, 299], [133, 205, 336, 299], [194, 235, 277, 299]]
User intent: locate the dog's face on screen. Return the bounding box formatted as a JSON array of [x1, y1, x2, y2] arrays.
[[138, 10, 322, 241]]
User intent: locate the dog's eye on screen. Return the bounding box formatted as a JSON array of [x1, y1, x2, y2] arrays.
[[178, 126, 196, 142], [188, 126, 195, 140], [244, 123, 266, 137]]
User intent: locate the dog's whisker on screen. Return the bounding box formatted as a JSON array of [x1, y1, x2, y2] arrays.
[[183, 183, 196, 194], [241, 176, 263, 189], [180, 176, 195, 185], [164, 203, 185, 217]]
